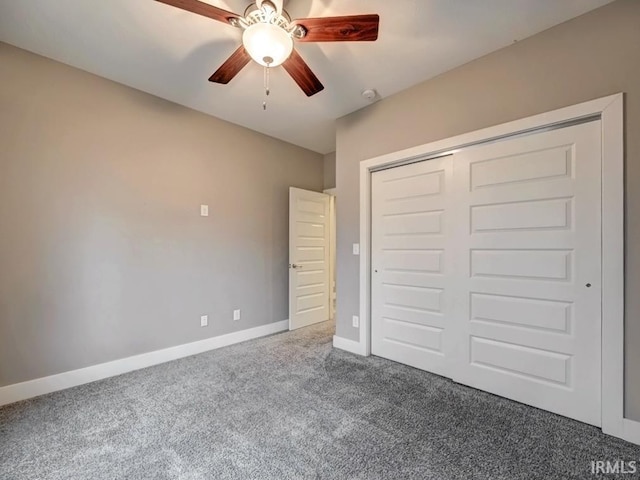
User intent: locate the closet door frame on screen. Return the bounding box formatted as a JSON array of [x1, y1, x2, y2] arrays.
[[353, 94, 625, 441]]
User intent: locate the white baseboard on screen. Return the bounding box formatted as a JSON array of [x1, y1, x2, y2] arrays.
[[0, 320, 289, 407], [333, 335, 367, 356]]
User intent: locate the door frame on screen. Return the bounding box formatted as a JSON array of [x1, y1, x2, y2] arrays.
[[324, 188, 337, 320], [356, 94, 627, 441]]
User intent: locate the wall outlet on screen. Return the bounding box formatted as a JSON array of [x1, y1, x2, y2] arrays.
[[200, 205, 209, 217], [233, 309, 241, 321], [352, 243, 360, 255], [352, 315, 359, 328], [200, 315, 208, 327]]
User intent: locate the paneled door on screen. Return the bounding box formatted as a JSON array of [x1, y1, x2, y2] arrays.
[[451, 122, 602, 426], [289, 188, 331, 330], [370, 121, 602, 426], [371, 156, 455, 377]]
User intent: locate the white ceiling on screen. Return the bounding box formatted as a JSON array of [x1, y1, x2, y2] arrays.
[[0, 0, 614, 154]]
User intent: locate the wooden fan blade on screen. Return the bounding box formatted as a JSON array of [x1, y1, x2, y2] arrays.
[[293, 14, 379, 42], [282, 50, 324, 97], [209, 47, 251, 84], [155, 0, 240, 25]]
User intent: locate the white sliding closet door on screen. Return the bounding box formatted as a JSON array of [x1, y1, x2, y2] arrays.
[[370, 121, 602, 426], [371, 156, 455, 377], [451, 122, 602, 426]]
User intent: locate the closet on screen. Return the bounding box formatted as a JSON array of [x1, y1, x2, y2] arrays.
[[371, 121, 602, 426]]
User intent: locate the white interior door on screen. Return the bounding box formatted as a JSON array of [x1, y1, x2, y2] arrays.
[[451, 122, 602, 426], [289, 188, 331, 330], [371, 156, 455, 377], [370, 121, 602, 426]]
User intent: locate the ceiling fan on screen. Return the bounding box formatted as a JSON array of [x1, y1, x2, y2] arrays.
[[155, 0, 380, 97]]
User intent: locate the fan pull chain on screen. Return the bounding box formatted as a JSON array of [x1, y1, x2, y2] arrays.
[[263, 61, 271, 111]]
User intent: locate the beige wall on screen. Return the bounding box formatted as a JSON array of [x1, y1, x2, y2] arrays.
[[0, 43, 324, 387], [334, 0, 640, 419], [324, 152, 336, 190]]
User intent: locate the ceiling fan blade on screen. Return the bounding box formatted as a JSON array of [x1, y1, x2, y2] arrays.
[[155, 0, 240, 25], [293, 14, 379, 42], [209, 47, 251, 84], [282, 50, 324, 97]]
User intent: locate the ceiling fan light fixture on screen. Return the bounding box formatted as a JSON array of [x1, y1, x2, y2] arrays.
[[242, 22, 294, 67], [156, 0, 380, 98]]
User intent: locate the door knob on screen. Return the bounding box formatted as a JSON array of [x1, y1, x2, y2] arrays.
[[289, 264, 302, 269]]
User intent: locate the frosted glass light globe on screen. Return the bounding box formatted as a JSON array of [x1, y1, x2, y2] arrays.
[[242, 22, 294, 67]]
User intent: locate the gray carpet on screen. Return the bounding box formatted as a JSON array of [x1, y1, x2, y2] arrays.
[[1, 320, 640, 480]]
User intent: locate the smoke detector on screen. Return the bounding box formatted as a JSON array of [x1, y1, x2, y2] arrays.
[[362, 89, 378, 102]]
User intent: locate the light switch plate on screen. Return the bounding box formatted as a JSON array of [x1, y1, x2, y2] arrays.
[[200, 205, 209, 217], [200, 315, 208, 327], [233, 309, 241, 321], [352, 243, 360, 255], [352, 315, 359, 328]]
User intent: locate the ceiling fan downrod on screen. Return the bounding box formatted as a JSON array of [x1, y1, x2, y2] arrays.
[[256, 0, 283, 16]]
